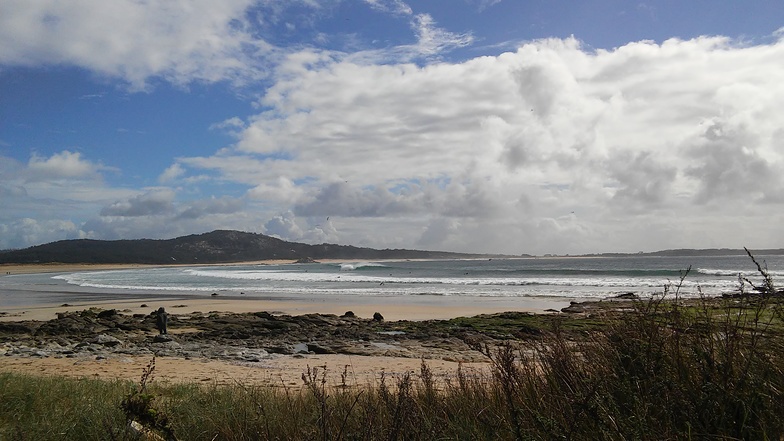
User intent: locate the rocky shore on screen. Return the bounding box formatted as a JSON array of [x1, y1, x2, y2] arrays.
[[0, 307, 534, 364]]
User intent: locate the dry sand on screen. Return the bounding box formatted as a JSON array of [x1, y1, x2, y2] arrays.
[[0, 353, 491, 388]]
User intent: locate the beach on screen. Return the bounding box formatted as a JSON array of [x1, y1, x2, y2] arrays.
[[2, 254, 766, 388], [0, 261, 563, 387]]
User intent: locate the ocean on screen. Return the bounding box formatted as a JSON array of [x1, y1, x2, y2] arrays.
[[2, 254, 782, 309]]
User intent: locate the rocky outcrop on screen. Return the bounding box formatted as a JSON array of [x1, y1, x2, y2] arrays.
[[0, 308, 502, 362]]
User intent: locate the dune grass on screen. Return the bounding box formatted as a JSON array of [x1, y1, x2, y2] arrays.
[[2, 254, 784, 440]]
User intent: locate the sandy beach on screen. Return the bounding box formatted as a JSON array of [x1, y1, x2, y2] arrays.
[[0, 261, 552, 388], [0, 261, 569, 322], [0, 352, 491, 388]]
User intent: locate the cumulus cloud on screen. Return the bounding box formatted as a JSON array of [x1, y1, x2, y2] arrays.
[[177, 196, 245, 220], [101, 189, 176, 217], [293, 181, 419, 217], [25, 150, 108, 182], [0, 0, 270, 89], [0, 218, 82, 250], [181, 34, 784, 253], [263, 211, 304, 240], [3, 0, 784, 254], [0, 151, 138, 245], [684, 121, 782, 204], [158, 163, 186, 184]]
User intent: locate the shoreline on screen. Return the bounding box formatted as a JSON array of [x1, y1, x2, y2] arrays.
[[0, 260, 305, 275], [0, 260, 574, 322], [0, 295, 569, 322], [0, 261, 569, 386]]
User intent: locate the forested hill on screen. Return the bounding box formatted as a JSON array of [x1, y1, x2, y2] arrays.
[[0, 230, 492, 264]]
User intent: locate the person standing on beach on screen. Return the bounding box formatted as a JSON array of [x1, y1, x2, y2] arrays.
[[155, 307, 168, 334]]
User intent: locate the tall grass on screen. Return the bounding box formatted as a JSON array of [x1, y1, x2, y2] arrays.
[[2, 256, 783, 440]]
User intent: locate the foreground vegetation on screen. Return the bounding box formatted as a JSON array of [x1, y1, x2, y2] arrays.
[[2, 257, 784, 440]]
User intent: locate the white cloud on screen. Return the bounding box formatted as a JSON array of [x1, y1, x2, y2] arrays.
[[363, 0, 413, 16], [176, 196, 245, 220], [0, 151, 137, 239], [0, 218, 82, 250], [158, 163, 186, 184], [101, 189, 176, 217], [263, 211, 304, 240], [473, 0, 503, 12], [25, 150, 107, 182], [410, 13, 474, 57], [180, 34, 784, 254], [3, 0, 784, 254], [0, 0, 270, 89]]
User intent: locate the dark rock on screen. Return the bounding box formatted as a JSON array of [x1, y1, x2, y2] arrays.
[[295, 256, 317, 263], [373, 312, 384, 322], [341, 311, 356, 318], [91, 334, 123, 346], [561, 302, 586, 314], [307, 343, 336, 354], [153, 334, 173, 343], [266, 345, 295, 355], [97, 309, 118, 318], [0, 322, 36, 334], [614, 292, 638, 300]]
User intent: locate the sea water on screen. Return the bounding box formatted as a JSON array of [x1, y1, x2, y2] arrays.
[[3, 255, 783, 307]]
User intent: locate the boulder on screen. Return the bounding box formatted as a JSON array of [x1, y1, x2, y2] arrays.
[[91, 334, 123, 347]]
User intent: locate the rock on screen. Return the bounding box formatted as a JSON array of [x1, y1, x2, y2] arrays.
[[373, 312, 384, 322], [614, 292, 638, 300], [91, 334, 123, 347], [266, 344, 296, 354], [341, 311, 356, 318], [0, 322, 36, 334], [295, 256, 317, 263], [307, 343, 336, 354], [560, 302, 586, 314], [97, 309, 118, 318]]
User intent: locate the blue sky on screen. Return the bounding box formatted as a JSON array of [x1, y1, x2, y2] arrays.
[[2, 0, 784, 255]]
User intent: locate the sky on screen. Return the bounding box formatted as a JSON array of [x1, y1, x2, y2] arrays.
[[2, 1, 784, 256]]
